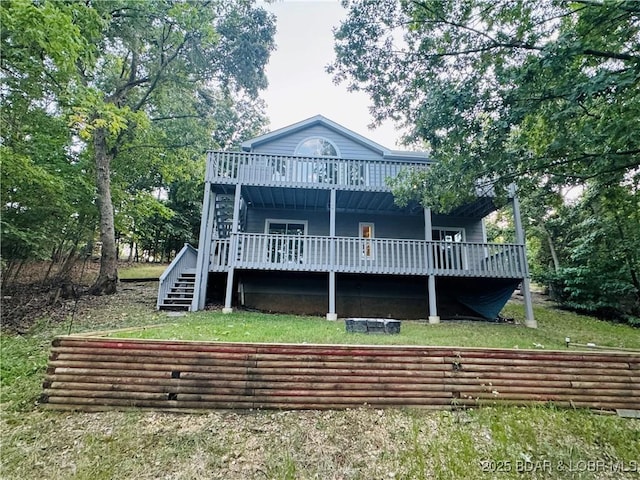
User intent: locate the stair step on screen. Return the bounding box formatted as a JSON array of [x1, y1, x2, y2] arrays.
[[167, 294, 193, 300], [163, 298, 192, 305], [158, 303, 190, 311]]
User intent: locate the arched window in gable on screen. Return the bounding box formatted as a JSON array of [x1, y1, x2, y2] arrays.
[[295, 137, 340, 157]]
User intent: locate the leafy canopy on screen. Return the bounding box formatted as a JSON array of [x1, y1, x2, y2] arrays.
[[330, 0, 640, 212]]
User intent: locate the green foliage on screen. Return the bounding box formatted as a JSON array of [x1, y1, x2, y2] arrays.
[[1, 0, 276, 275], [331, 0, 640, 209], [533, 182, 640, 323], [332, 1, 640, 323]]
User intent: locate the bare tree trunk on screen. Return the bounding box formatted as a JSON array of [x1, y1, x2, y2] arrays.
[[539, 223, 560, 273], [11, 259, 26, 286], [89, 126, 118, 295]]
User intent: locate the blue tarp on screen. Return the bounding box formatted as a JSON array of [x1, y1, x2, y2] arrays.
[[456, 280, 520, 319]]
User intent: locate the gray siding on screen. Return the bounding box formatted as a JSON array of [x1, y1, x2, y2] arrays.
[[245, 208, 484, 242], [246, 208, 330, 235], [251, 124, 385, 160], [432, 215, 484, 243]]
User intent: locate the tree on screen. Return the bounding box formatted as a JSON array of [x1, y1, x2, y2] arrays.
[[330, 1, 640, 322], [330, 0, 640, 213], [535, 181, 640, 322], [1, 0, 101, 277], [2, 0, 275, 295], [68, 0, 276, 294]]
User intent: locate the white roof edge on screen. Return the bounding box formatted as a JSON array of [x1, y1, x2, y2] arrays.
[[241, 114, 391, 154]]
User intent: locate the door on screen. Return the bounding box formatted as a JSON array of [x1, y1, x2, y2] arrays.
[[266, 220, 306, 264], [359, 222, 375, 259]]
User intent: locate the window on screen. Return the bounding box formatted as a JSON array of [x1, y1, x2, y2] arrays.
[[359, 222, 375, 259], [265, 220, 307, 263], [290, 137, 341, 184], [431, 228, 464, 242], [432, 227, 465, 269], [295, 137, 339, 157]]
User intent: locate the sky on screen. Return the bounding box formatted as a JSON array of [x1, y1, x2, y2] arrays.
[[260, 0, 403, 149]]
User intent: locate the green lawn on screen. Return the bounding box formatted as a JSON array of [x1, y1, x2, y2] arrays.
[[118, 263, 168, 279], [2, 291, 639, 480], [106, 303, 640, 351]]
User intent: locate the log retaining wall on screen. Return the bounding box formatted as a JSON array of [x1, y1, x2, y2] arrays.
[[41, 336, 640, 412]]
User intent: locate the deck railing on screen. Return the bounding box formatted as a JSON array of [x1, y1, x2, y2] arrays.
[[207, 151, 429, 191], [211, 234, 526, 278]]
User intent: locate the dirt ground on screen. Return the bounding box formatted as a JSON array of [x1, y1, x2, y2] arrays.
[[1, 261, 157, 334]]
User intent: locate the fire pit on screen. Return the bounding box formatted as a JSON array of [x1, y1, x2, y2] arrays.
[[345, 318, 401, 334]]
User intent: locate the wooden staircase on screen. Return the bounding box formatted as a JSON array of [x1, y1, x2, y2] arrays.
[[158, 269, 196, 311], [215, 194, 234, 238]]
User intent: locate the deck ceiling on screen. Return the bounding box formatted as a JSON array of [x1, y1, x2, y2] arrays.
[[214, 185, 496, 218], [239, 186, 421, 215], [448, 197, 497, 218]]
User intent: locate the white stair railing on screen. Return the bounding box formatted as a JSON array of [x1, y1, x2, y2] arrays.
[[156, 243, 198, 309]]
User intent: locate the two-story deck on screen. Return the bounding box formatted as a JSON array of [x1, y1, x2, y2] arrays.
[[158, 116, 536, 327]]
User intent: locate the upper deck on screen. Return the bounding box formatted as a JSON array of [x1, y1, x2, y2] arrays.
[[207, 151, 430, 192]]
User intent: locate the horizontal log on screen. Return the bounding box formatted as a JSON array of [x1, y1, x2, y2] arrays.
[[173, 393, 454, 405], [52, 350, 449, 366], [55, 338, 454, 358], [571, 380, 640, 389], [45, 374, 636, 398], [42, 396, 453, 411], [450, 364, 637, 376], [444, 370, 639, 383], [55, 337, 639, 362], [444, 356, 631, 370], [455, 391, 639, 405], [45, 369, 448, 385], [44, 384, 452, 400], [44, 393, 454, 407], [446, 384, 636, 397], [47, 359, 453, 373], [46, 367, 175, 379], [46, 380, 449, 394], [457, 398, 637, 411]]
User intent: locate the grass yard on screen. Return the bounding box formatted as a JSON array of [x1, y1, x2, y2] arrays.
[[1, 281, 639, 480], [118, 263, 168, 280], [106, 302, 640, 351]]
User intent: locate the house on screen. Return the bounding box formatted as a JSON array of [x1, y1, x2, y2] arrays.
[[157, 115, 536, 327]]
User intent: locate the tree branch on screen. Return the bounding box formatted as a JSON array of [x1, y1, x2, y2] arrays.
[[151, 114, 203, 122], [133, 33, 192, 112]]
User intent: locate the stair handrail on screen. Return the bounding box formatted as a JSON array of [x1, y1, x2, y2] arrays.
[[157, 243, 198, 310]]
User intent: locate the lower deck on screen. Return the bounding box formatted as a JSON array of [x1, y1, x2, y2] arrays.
[[209, 234, 526, 279]]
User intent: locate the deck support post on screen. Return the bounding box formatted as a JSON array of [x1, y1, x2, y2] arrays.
[[223, 183, 243, 314], [428, 275, 439, 324], [327, 271, 337, 321], [193, 184, 215, 311], [327, 189, 337, 320], [511, 188, 537, 328], [425, 208, 440, 323], [222, 267, 235, 314]]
